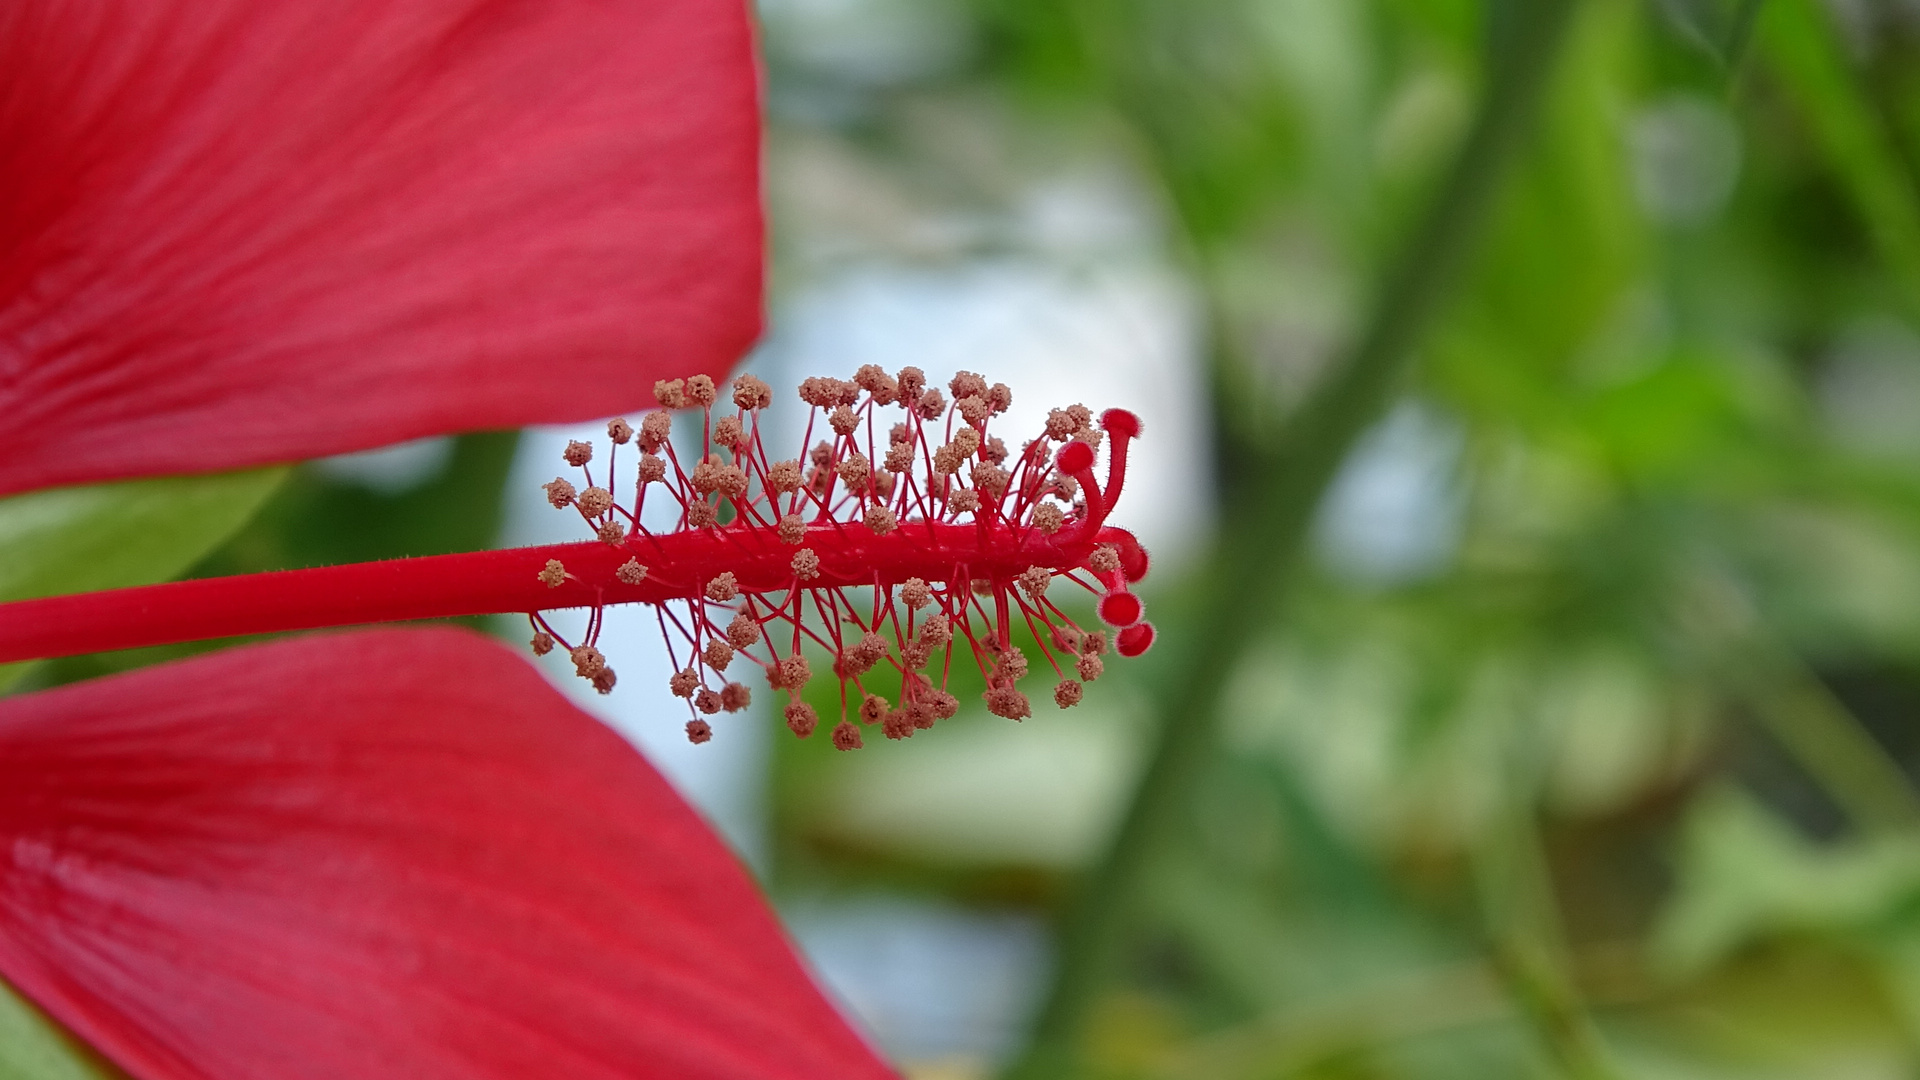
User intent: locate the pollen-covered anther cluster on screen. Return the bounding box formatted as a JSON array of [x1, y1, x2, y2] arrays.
[[524, 369, 1155, 746]]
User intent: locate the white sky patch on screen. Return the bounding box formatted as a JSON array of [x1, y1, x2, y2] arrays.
[[1313, 401, 1465, 585], [311, 435, 454, 493], [783, 895, 1049, 1068], [500, 423, 770, 870], [767, 257, 1212, 571]]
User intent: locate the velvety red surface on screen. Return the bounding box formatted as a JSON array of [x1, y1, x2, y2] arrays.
[[0, 630, 894, 1080], [0, 0, 762, 496]]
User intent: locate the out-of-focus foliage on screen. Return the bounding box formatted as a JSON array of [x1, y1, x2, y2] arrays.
[[755, 0, 1920, 1076], [0, 470, 286, 605], [15, 0, 1920, 1073], [0, 469, 286, 694], [18, 432, 519, 692], [0, 978, 126, 1080]]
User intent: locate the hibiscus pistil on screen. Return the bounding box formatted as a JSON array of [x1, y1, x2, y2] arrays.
[[0, 368, 1155, 748]]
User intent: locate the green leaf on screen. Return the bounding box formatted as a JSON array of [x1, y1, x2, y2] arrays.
[[1762, 0, 1920, 312], [0, 980, 126, 1080], [1656, 787, 1920, 974], [0, 468, 288, 688], [0, 468, 286, 695], [1433, 0, 1646, 420]]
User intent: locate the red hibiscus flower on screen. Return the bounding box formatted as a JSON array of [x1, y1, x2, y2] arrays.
[[0, 2, 900, 1077]]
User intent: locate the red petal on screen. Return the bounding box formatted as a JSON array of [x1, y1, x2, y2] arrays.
[[0, 1, 762, 496], [0, 630, 894, 1080]]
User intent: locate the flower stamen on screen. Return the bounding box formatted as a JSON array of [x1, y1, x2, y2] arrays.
[[524, 370, 1150, 744]]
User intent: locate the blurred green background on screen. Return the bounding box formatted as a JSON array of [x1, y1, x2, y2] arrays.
[[755, 0, 1920, 1076], [18, 0, 1920, 1077]]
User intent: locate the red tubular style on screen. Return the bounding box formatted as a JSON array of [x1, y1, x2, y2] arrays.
[[0, 520, 1103, 664]]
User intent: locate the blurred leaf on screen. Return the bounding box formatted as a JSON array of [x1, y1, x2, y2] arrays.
[[1610, 944, 1911, 1079], [1434, 0, 1646, 410], [0, 983, 124, 1080], [1761, 0, 1920, 311], [802, 705, 1144, 869], [1583, 354, 1748, 483], [1655, 0, 1765, 71], [1656, 786, 1920, 973], [194, 432, 517, 574], [0, 470, 284, 604], [25, 432, 522, 692], [0, 469, 284, 694]]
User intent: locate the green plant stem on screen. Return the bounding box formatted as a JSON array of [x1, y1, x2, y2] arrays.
[[1733, 646, 1920, 835], [1473, 768, 1621, 1080], [1484, 941, 1620, 1080], [1000, 2, 1583, 1075]]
